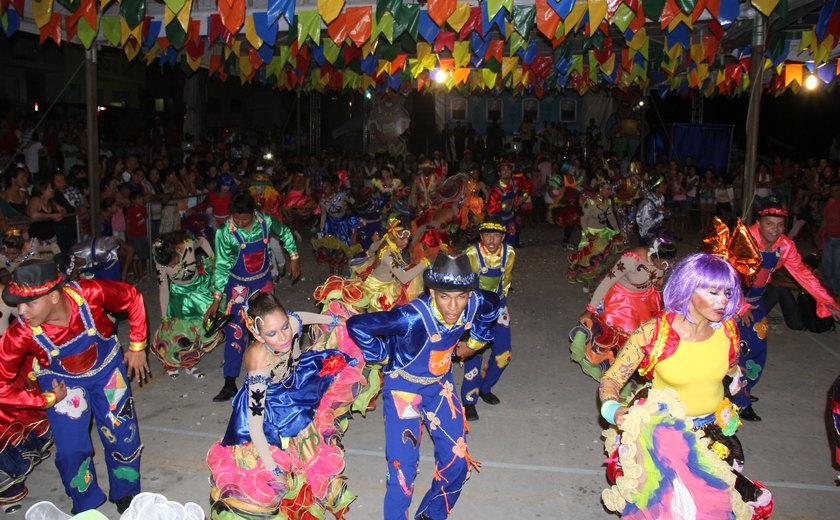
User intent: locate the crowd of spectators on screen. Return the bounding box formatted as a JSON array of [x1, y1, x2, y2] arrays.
[[0, 108, 837, 308]]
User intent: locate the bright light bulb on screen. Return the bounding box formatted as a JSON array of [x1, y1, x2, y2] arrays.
[[805, 74, 818, 90], [434, 69, 447, 83]]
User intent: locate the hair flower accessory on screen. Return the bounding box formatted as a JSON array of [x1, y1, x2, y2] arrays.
[[700, 217, 761, 285]]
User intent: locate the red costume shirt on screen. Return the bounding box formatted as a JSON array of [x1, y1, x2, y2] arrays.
[[0, 280, 148, 409], [125, 206, 148, 237]]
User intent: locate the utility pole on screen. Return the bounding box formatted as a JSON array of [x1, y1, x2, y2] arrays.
[[85, 46, 100, 236], [742, 15, 766, 223]]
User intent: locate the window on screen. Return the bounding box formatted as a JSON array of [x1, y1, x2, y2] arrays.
[[523, 98, 538, 122], [560, 99, 577, 123], [486, 98, 502, 122], [154, 98, 165, 112], [450, 98, 467, 121]]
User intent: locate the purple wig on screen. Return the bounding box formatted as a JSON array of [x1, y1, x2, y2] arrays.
[[662, 253, 743, 325]]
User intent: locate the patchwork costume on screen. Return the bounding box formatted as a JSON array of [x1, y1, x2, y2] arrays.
[[0, 279, 147, 514], [460, 239, 516, 408], [347, 261, 499, 520], [734, 222, 837, 411], [486, 175, 522, 246], [212, 212, 299, 380]]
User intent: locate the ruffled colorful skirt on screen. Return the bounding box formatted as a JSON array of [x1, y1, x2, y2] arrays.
[[151, 318, 223, 372], [206, 303, 368, 519], [601, 388, 773, 520], [570, 285, 662, 384], [0, 405, 51, 505], [567, 227, 624, 287]]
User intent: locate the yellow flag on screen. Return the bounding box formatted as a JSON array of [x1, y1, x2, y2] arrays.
[[668, 13, 692, 33], [565, 2, 587, 36], [454, 41, 470, 67], [482, 69, 498, 89], [187, 55, 202, 72], [32, 0, 53, 29], [512, 66, 523, 86], [240, 55, 253, 84], [362, 38, 378, 57], [628, 28, 646, 52], [417, 42, 432, 62], [318, 0, 345, 25], [502, 56, 518, 78], [454, 68, 470, 85], [245, 16, 264, 49], [600, 53, 615, 75], [587, 0, 607, 35], [751, 0, 780, 17], [690, 43, 704, 64], [448, 2, 470, 32], [125, 42, 141, 61], [799, 31, 812, 54]]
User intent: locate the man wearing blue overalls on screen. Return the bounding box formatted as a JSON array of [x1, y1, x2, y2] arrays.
[[736, 203, 840, 421], [460, 216, 516, 421], [0, 259, 150, 514], [486, 161, 523, 246], [348, 254, 500, 520], [206, 190, 301, 402]]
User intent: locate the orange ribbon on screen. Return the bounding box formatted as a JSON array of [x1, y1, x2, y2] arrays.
[[700, 217, 762, 285]]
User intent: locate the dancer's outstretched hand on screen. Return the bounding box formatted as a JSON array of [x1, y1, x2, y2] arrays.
[[125, 350, 152, 386], [288, 259, 301, 282]]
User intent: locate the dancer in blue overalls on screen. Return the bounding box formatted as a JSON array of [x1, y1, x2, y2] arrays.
[[736, 203, 840, 421], [0, 259, 150, 514], [460, 216, 516, 422], [206, 190, 301, 402], [347, 254, 500, 520], [486, 161, 524, 246]]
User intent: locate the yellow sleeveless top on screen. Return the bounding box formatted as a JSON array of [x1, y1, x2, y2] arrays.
[[652, 326, 729, 416]]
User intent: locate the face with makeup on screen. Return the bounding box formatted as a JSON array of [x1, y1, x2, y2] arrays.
[[689, 287, 732, 323], [251, 310, 294, 354]]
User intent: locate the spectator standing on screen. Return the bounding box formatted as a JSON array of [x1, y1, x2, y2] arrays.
[[2, 166, 29, 217], [819, 182, 840, 295], [125, 192, 149, 280], [27, 181, 64, 250], [21, 132, 44, 181], [51, 171, 78, 251]]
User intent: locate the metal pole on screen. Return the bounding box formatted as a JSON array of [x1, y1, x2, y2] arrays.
[[296, 90, 301, 156], [742, 15, 765, 224], [85, 46, 100, 236]]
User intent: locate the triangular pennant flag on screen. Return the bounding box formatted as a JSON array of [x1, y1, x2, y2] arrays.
[[318, 0, 344, 24], [428, 0, 456, 27], [418, 9, 440, 42], [253, 12, 279, 46], [448, 2, 470, 32], [346, 6, 372, 47]]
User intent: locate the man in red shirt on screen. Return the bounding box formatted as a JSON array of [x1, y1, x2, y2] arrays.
[[0, 260, 150, 514], [820, 182, 840, 296], [124, 192, 149, 280]]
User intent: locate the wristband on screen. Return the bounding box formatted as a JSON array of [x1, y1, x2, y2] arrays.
[[128, 341, 147, 352], [213, 292, 223, 300], [289, 252, 300, 261], [600, 400, 623, 426], [328, 313, 339, 328], [43, 392, 56, 408], [466, 337, 486, 351], [161, 315, 171, 324]]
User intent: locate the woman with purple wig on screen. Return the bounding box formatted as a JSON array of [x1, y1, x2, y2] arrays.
[[597, 253, 773, 519]]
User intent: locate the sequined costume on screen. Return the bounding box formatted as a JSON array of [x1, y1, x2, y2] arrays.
[[0, 295, 51, 508], [312, 191, 362, 272], [347, 291, 499, 520], [153, 237, 222, 372], [207, 306, 365, 519], [599, 314, 772, 519], [351, 221, 428, 313], [249, 176, 288, 283], [70, 237, 122, 281], [486, 178, 522, 246], [733, 223, 838, 410], [460, 242, 516, 406], [636, 191, 665, 246], [212, 213, 299, 379], [570, 251, 665, 383], [544, 173, 581, 227], [0, 280, 147, 514], [568, 195, 624, 288]]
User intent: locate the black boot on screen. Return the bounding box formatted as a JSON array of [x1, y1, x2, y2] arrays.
[[114, 495, 134, 514], [479, 391, 501, 405], [213, 377, 237, 402], [464, 404, 479, 422], [740, 406, 762, 422]]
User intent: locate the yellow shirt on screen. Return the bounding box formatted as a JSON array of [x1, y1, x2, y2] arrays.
[[464, 243, 516, 299], [652, 326, 729, 416]]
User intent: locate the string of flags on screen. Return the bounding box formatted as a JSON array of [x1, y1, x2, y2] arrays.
[[1, 0, 839, 96]]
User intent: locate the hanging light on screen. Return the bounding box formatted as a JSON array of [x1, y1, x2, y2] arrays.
[[434, 69, 448, 84], [805, 73, 818, 91]]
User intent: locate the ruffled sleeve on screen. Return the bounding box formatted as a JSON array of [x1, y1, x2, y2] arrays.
[[598, 323, 651, 404]]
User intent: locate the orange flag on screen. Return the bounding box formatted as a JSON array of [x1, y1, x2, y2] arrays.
[[535, 0, 560, 39], [428, 0, 456, 27], [328, 13, 347, 44], [346, 6, 372, 47]]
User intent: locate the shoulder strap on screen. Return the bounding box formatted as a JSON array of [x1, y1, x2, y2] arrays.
[[406, 299, 442, 343]]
